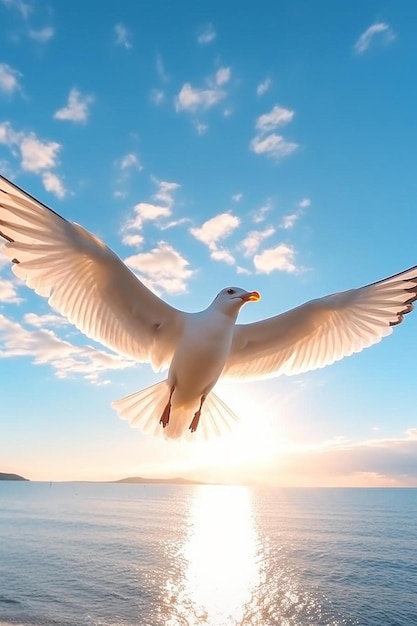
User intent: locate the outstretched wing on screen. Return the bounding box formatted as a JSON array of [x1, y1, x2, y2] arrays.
[[0, 175, 183, 370], [224, 266, 417, 379]]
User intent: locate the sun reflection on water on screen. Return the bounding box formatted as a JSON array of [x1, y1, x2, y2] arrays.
[[165, 485, 259, 626]]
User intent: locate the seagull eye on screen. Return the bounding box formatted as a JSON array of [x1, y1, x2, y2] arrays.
[[227, 288, 235, 295]]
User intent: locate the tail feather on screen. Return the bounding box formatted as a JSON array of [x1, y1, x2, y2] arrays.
[[112, 381, 239, 441]]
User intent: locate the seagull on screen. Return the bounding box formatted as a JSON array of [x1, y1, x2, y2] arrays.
[[1, 174, 417, 440]]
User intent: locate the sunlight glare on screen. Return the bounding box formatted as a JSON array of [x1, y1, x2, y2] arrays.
[[181, 485, 259, 625]]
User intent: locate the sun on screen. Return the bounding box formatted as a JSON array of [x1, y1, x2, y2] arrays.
[[185, 382, 288, 481]]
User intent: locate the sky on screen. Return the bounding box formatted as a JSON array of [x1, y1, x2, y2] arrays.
[[1, 0, 417, 486]]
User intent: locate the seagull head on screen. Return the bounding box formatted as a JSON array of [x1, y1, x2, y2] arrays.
[[212, 287, 261, 317]]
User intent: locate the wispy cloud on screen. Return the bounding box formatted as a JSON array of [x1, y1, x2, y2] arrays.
[[1, 0, 31, 19], [354, 22, 396, 55], [251, 104, 298, 160], [54, 88, 94, 124], [278, 429, 417, 487], [254, 243, 298, 274], [28, 26, 54, 43], [232, 193, 243, 203], [150, 89, 165, 105], [121, 178, 180, 246], [279, 197, 311, 230], [0, 63, 23, 96], [114, 22, 132, 49], [257, 77, 272, 96], [298, 198, 311, 208], [151, 178, 180, 208], [252, 199, 272, 223], [0, 313, 134, 384], [24, 312, 68, 328], [197, 23, 216, 45], [125, 242, 194, 295], [194, 121, 208, 135], [119, 153, 142, 171], [190, 212, 240, 264], [241, 226, 275, 257], [156, 53, 169, 82], [114, 153, 143, 198]]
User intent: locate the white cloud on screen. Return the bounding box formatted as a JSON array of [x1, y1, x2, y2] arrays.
[[28, 26, 54, 43], [121, 233, 144, 248], [119, 153, 142, 171], [20, 134, 61, 172], [0, 120, 21, 145], [299, 197, 311, 208], [250, 133, 298, 160], [256, 105, 294, 132], [354, 22, 396, 54], [125, 242, 194, 295], [257, 77, 272, 96], [120, 178, 180, 245], [197, 23, 216, 45], [251, 105, 298, 161], [114, 23, 132, 48], [0, 122, 64, 193], [0, 63, 22, 95], [241, 227, 275, 257], [232, 193, 243, 203], [41, 171, 66, 199], [0, 277, 21, 303], [175, 82, 225, 113], [210, 249, 235, 265], [54, 88, 94, 124], [191, 213, 240, 266], [152, 178, 180, 208], [24, 312, 68, 328], [254, 243, 298, 274], [126, 203, 171, 231], [0, 313, 134, 384], [190, 213, 240, 251], [215, 66, 231, 86]]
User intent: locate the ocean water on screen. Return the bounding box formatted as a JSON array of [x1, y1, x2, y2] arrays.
[[0, 484, 416, 626]]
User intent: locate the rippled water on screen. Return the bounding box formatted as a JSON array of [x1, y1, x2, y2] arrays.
[[0, 483, 416, 626]]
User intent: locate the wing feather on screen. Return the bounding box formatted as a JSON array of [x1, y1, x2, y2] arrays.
[[0, 175, 183, 369], [224, 266, 417, 380]]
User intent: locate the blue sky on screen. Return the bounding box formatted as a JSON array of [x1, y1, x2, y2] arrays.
[[1, 0, 417, 485]]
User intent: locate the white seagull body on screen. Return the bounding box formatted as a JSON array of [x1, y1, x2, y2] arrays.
[[1, 174, 417, 440]]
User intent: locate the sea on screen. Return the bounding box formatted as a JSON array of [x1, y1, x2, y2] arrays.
[[0, 483, 416, 626]]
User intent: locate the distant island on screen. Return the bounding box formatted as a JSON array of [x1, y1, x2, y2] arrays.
[[0, 472, 29, 481], [114, 476, 203, 485]]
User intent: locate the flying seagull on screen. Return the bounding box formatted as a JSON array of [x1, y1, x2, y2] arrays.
[[1, 174, 416, 440]]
